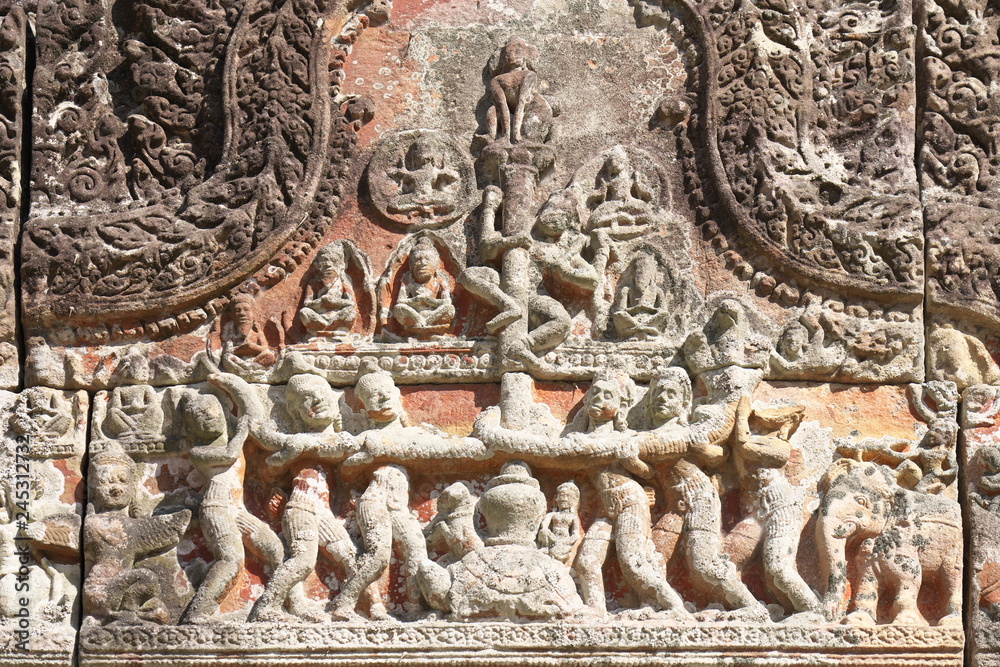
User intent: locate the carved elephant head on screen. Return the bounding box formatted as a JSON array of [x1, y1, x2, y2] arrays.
[[815, 459, 897, 620]]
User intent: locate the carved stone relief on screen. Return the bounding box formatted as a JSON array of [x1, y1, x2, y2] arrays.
[[0, 388, 85, 664], [6, 0, 1000, 663]]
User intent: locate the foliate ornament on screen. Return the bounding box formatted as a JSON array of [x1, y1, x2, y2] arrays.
[[365, 129, 477, 230], [635, 0, 922, 305], [921, 0, 1000, 328], [24, 0, 377, 338]]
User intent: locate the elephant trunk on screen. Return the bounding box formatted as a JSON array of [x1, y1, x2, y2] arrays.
[[816, 513, 850, 621]]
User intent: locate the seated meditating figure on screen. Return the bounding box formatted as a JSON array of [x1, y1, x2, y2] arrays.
[[298, 242, 358, 339], [392, 238, 456, 337], [104, 385, 165, 448], [611, 251, 670, 341], [223, 293, 276, 366]]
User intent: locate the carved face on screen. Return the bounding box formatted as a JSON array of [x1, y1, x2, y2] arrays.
[[358, 377, 404, 424], [777, 323, 809, 360], [966, 386, 996, 416], [647, 377, 687, 425], [536, 204, 573, 239], [90, 460, 134, 511], [410, 245, 439, 283], [633, 253, 657, 288], [500, 38, 535, 71], [714, 299, 742, 330], [229, 296, 256, 335], [291, 380, 339, 430], [586, 379, 620, 422], [183, 394, 227, 441], [315, 245, 346, 279], [555, 483, 579, 510]]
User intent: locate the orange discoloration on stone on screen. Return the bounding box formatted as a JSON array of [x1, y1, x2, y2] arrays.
[[755, 382, 920, 440]]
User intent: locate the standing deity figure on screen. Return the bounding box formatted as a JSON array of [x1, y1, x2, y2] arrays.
[[729, 397, 821, 617], [210, 372, 361, 623], [83, 441, 191, 624], [537, 481, 583, 567], [179, 391, 285, 624], [299, 242, 358, 340], [907, 382, 959, 494], [391, 238, 456, 337], [637, 368, 765, 617]]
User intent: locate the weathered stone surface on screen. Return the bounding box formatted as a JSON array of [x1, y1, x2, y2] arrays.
[[5, 0, 1000, 663], [0, 388, 86, 666]]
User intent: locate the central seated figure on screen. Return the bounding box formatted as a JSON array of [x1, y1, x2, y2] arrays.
[[391, 237, 456, 338]]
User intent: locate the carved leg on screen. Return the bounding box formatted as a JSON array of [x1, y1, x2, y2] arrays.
[[331, 500, 392, 620], [845, 539, 878, 625], [575, 517, 612, 613], [459, 266, 522, 335], [183, 505, 244, 624], [248, 506, 320, 623], [107, 569, 165, 625], [527, 294, 571, 354], [614, 505, 689, 615], [393, 303, 423, 330], [489, 80, 511, 141], [761, 506, 820, 614], [687, 528, 758, 610], [238, 506, 284, 574], [391, 507, 430, 613], [884, 549, 926, 626], [678, 467, 758, 610], [428, 303, 456, 327], [940, 542, 963, 626]]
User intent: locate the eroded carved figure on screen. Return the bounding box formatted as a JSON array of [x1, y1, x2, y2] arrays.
[[391, 238, 456, 338], [83, 441, 190, 624], [299, 242, 359, 340]]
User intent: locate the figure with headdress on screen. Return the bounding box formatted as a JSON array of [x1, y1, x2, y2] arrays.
[[537, 481, 583, 567], [222, 293, 276, 367], [460, 187, 604, 367], [299, 242, 358, 340], [83, 441, 191, 624], [391, 237, 456, 337], [611, 250, 671, 341], [636, 368, 765, 618], [179, 390, 286, 624], [329, 362, 492, 620], [208, 371, 362, 623]]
